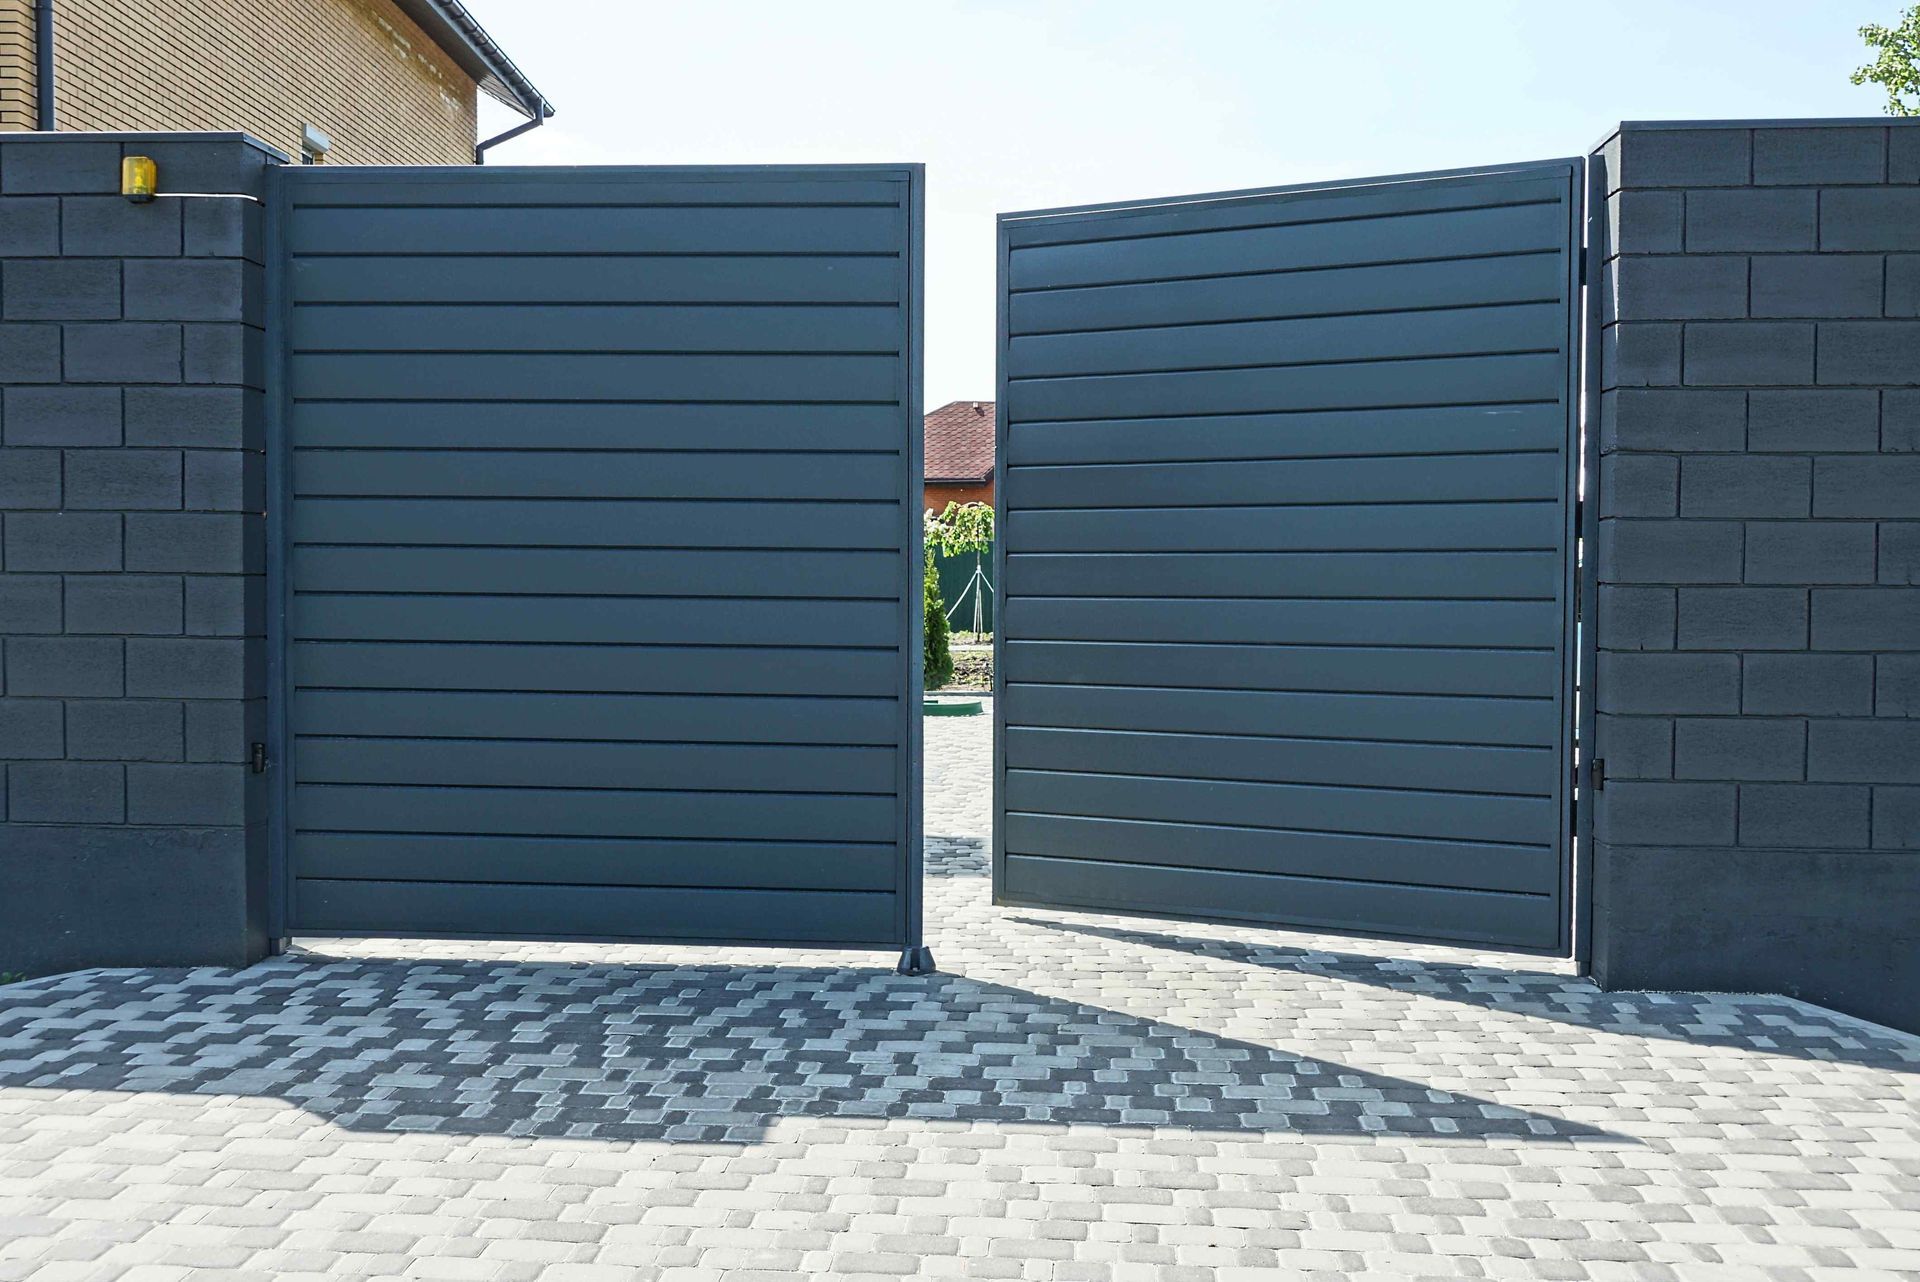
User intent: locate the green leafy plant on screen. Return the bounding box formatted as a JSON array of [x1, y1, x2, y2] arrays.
[[0, 973, 25, 985], [1853, 6, 1920, 115], [926, 501, 997, 640], [925, 500, 995, 558], [923, 554, 953, 689]]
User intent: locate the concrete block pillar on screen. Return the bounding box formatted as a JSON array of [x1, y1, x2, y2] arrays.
[[0, 132, 279, 974], [1590, 120, 1920, 1034]]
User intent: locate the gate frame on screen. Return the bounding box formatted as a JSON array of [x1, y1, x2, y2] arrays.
[[262, 163, 927, 966], [1571, 155, 1605, 974], [263, 159, 291, 951], [990, 159, 1592, 958]]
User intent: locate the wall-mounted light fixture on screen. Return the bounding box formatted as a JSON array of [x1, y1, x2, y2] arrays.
[[121, 155, 156, 203], [301, 124, 333, 165]]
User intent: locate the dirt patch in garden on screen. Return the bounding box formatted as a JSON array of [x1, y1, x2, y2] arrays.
[[943, 644, 992, 691]]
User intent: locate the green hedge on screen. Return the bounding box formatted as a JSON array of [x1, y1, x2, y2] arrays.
[[923, 555, 953, 689]]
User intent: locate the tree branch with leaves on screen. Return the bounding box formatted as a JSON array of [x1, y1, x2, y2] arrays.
[[924, 500, 995, 560], [1854, 5, 1920, 116]]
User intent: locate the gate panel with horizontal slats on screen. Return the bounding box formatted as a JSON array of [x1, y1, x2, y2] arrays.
[[994, 162, 1582, 953], [270, 165, 922, 949]]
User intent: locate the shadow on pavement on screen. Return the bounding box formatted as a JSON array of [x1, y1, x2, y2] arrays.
[[1018, 917, 1920, 1075], [0, 954, 1623, 1145], [924, 835, 989, 873]]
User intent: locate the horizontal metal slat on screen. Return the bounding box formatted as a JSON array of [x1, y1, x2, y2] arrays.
[[1005, 453, 1562, 509], [291, 548, 899, 600], [1004, 170, 1571, 248], [288, 255, 903, 304], [291, 594, 898, 645], [292, 691, 898, 745], [293, 450, 900, 502], [1004, 597, 1561, 648], [291, 401, 906, 452], [290, 352, 901, 402], [292, 642, 899, 697], [1004, 551, 1560, 600], [1002, 812, 1560, 895], [1005, 502, 1561, 553], [1006, 353, 1563, 422], [1004, 683, 1558, 747], [999, 854, 1559, 950], [293, 832, 898, 892], [1005, 768, 1555, 845], [1004, 727, 1558, 796], [296, 738, 895, 794], [1001, 640, 1556, 698], [1010, 252, 1564, 335], [293, 879, 899, 945], [291, 499, 901, 549], [290, 203, 903, 255], [292, 304, 903, 354], [1008, 303, 1563, 379], [1008, 201, 1566, 291], [290, 176, 907, 207], [1004, 404, 1563, 466], [291, 783, 895, 842]]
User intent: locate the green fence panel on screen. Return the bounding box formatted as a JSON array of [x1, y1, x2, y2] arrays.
[[935, 542, 994, 634]]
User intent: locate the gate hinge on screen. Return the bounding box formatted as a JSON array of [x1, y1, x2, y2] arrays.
[[250, 742, 269, 774], [1590, 757, 1605, 791]]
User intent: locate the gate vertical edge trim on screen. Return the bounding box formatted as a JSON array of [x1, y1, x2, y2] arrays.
[[989, 210, 1012, 907], [263, 160, 294, 947], [1553, 157, 1587, 961], [1574, 152, 1608, 972], [900, 165, 928, 956]]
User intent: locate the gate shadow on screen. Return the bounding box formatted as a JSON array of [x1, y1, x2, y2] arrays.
[[0, 956, 1620, 1145], [1016, 918, 1920, 1075]]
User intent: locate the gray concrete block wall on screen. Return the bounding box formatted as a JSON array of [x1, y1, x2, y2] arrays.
[[1591, 121, 1920, 1034], [0, 133, 277, 975]]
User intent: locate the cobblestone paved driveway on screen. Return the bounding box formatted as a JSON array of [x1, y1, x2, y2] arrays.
[[3, 704, 1918, 1279]]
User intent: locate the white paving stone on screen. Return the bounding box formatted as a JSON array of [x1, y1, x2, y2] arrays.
[[1, 699, 1916, 1278]]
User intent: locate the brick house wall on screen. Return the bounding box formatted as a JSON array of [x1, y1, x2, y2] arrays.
[[923, 400, 997, 516], [1589, 120, 1920, 1033], [0, 133, 273, 973], [923, 479, 993, 515], [0, 1, 30, 132], [1, 0, 477, 165]]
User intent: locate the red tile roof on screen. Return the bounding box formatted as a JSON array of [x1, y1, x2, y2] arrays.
[[924, 400, 995, 482]]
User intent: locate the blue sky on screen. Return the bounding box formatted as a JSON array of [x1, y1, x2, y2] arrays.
[[470, 1, 1898, 405]]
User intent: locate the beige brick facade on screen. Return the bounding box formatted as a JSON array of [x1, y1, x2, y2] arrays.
[[2, 0, 479, 164], [0, 0, 33, 132]]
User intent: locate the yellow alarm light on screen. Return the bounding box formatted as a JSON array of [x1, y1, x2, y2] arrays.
[[121, 155, 157, 203]]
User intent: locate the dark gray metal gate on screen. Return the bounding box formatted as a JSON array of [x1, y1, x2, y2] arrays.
[[993, 161, 1582, 953], [266, 164, 925, 959]]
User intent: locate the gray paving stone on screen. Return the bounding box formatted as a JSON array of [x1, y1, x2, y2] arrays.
[[0, 700, 1913, 1277]]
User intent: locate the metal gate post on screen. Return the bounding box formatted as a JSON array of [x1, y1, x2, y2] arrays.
[[899, 165, 935, 977], [1572, 152, 1607, 973], [262, 160, 294, 951]]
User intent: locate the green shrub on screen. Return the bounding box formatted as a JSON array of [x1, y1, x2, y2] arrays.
[[924, 554, 953, 689]]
